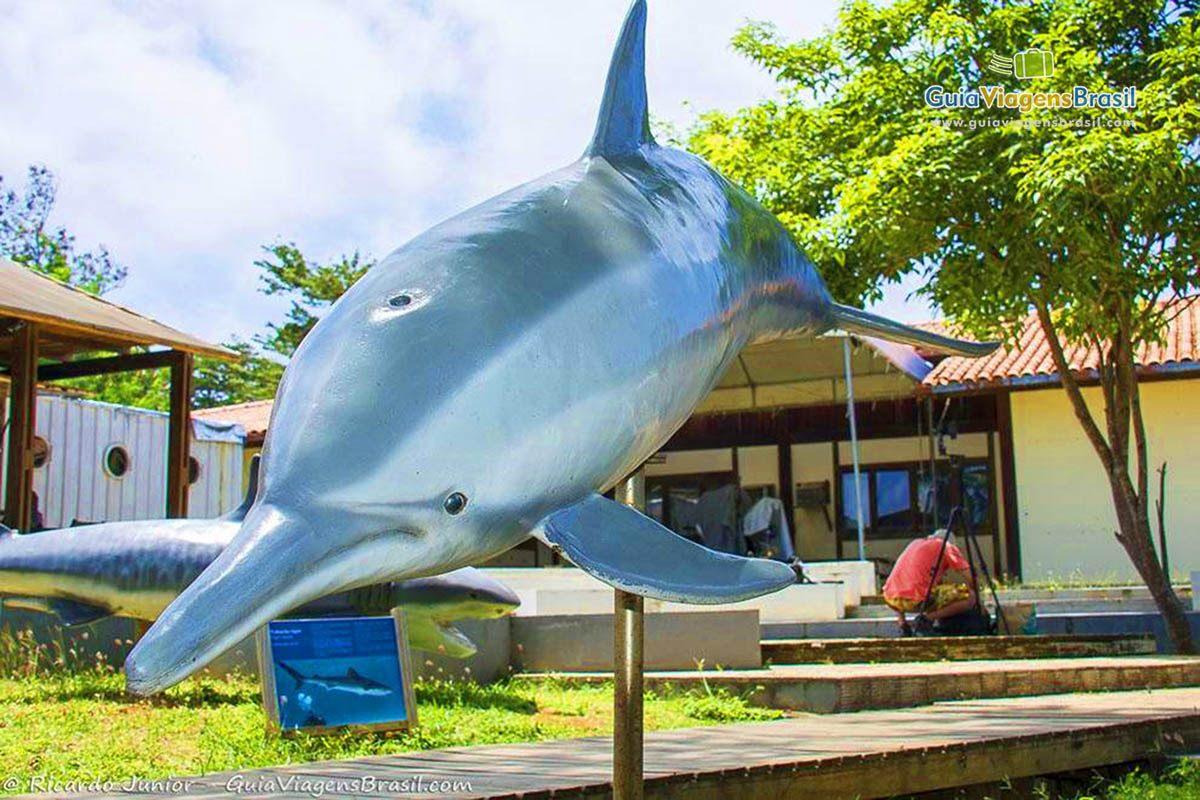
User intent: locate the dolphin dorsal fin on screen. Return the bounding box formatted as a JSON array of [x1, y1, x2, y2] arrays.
[[223, 454, 260, 522], [585, 0, 654, 158]]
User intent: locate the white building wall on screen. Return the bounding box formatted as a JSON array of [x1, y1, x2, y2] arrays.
[[1011, 378, 1200, 582], [3, 394, 243, 528]]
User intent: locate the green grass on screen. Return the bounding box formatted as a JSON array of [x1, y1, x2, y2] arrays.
[[0, 630, 783, 794], [1017, 760, 1200, 799]]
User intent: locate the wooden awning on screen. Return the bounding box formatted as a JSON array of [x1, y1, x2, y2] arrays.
[[0, 257, 234, 363], [696, 333, 931, 414]]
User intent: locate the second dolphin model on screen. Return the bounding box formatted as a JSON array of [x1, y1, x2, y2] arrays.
[[0, 459, 518, 658], [127, 0, 996, 694]]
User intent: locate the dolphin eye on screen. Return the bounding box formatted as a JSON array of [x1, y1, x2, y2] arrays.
[[387, 294, 412, 308], [444, 492, 468, 515]]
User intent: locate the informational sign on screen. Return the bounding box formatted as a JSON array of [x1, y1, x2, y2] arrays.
[[256, 611, 417, 735]]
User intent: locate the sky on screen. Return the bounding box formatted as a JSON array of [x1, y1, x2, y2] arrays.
[[0, 0, 933, 348]]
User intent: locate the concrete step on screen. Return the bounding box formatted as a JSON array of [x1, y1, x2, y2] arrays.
[[846, 604, 896, 619], [762, 618, 902, 639], [524, 655, 1200, 714], [762, 634, 1158, 664]]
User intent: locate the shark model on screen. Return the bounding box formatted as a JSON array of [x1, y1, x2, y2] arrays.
[[0, 458, 518, 658], [126, 0, 996, 694], [275, 662, 394, 698]]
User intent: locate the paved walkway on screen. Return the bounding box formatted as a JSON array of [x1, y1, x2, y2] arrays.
[[40, 687, 1200, 800]]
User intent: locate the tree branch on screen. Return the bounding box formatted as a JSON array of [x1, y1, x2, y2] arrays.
[[1034, 299, 1114, 472]]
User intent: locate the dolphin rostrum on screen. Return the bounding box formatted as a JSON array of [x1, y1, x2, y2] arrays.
[[0, 458, 518, 658], [126, 0, 996, 694], [275, 662, 394, 697]]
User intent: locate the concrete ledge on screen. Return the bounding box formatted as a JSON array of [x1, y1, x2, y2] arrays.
[[804, 560, 877, 598], [511, 610, 761, 671], [512, 582, 843, 621], [1038, 610, 1200, 653], [527, 655, 1200, 713], [762, 618, 901, 640]]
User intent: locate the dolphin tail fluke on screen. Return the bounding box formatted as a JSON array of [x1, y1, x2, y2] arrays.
[[534, 494, 795, 604], [221, 455, 260, 523], [586, 0, 654, 157], [831, 303, 998, 357]]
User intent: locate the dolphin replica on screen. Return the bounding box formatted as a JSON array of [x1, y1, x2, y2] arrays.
[[275, 662, 393, 697], [126, 0, 996, 694], [0, 458, 518, 658]]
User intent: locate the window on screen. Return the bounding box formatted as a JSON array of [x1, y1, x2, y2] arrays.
[[874, 469, 912, 532], [839, 472, 868, 532], [104, 445, 130, 479], [838, 459, 993, 539]]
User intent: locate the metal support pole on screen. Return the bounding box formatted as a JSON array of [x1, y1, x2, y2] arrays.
[[842, 337, 866, 561], [926, 395, 938, 528], [614, 469, 645, 800]]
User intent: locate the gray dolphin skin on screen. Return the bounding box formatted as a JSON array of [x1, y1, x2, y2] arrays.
[[0, 460, 518, 658], [276, 662, 393, 697], [126, 0, 996, 695]]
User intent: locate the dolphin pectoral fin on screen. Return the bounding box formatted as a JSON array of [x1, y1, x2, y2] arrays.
[[534, 494, 795, 604], [2, 595, 112, 626], [49, 598, 113, 627], [830, 303, 999, 357], [220, 454, 260, 523]]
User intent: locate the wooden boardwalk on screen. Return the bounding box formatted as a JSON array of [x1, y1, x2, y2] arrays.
[[63, 687, 1200, 800]]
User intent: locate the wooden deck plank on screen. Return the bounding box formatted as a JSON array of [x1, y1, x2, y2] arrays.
[[50, 687, 1200, 800]]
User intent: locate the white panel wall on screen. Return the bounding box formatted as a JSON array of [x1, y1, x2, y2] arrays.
[[3, 394, 243, 528]]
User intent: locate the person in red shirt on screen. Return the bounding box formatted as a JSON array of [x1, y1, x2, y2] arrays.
[[883, 530, 977, 635]]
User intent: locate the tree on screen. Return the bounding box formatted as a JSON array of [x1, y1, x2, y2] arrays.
[[192, 340, 285, 410], [255, 243, 372, 357], [692, 0, 1199, 651], [0, 165, 126, 294], [1, 165, 285, 411]]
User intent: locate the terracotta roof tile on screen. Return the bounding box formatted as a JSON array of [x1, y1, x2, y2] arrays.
[[922, 298, 1200, 390]]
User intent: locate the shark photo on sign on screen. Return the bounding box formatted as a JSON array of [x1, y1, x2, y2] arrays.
[[126, 0, 996, 695], [0, 457, 518, 658], [276, 662, 394, 698]]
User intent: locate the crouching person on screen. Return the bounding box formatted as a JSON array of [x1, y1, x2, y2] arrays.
[[883, 530, 980, 636]]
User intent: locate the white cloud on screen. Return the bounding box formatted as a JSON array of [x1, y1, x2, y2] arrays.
[[0, 0, 930, 345]]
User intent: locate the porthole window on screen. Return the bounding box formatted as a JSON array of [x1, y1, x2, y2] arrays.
[[103, 445, 130, 479], [32, 436, 50, 469], [187, 456, 202, 486]]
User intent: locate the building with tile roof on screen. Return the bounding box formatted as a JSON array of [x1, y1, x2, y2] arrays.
[[198, 301, 1199, 581]]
